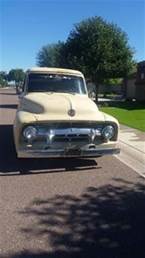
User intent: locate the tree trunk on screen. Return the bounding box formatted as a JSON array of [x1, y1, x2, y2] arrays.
[[123, 77, 127, 99], [95, 84, 99, 103]]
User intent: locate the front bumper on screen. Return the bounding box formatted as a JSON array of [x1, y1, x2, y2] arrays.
[[17, 146, 120, 158]]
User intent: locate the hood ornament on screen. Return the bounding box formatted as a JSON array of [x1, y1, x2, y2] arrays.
[[68, 109, 76, 117]]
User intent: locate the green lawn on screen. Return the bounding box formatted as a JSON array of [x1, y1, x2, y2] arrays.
[[100, 101, 145, 132]]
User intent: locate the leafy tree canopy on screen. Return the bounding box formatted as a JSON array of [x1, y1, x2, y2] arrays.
[[0, 71, 8, 87], [0, 76, 7, 87], [64, 16, 134, 84], [37, 41, 65, 67], [104, 78, 123, 86], [8, 69, 25, 83], [0, 71, 8, 80], [36, 16, 135, 101]]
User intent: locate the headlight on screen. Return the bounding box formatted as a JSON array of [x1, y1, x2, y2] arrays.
[[23, 126, 37, 140], [102, 125, 115, 140]]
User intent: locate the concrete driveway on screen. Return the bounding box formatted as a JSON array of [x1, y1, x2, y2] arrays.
[[116, 125, 145, 177]]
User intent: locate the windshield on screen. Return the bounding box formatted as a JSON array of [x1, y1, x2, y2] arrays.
[[27, 73, 87, 94]]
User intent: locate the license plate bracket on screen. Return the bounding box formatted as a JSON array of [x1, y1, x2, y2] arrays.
[[65, 148, 81, 156]]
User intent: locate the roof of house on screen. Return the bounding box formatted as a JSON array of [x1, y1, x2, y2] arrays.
[[138, 61, 145, 67]]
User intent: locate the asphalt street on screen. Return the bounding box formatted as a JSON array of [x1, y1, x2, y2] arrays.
[[1, 88, 145, 258]]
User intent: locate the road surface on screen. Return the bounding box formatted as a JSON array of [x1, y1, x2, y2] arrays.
[[1, 88, 145, 258]]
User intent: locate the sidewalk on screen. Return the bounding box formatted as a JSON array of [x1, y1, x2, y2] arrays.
[[115, 125, 145, 177]]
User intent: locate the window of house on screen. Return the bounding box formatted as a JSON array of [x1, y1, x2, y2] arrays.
[[141, 73, 145, 79]]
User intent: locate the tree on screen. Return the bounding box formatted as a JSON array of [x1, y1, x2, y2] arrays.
[[0, 71, 8, 81], [63, 16, 134, 101], [8, 69, 25, 84], [0, 71, 8, 88], [37, 41, 65, 67], [0, 75, 6, 87]]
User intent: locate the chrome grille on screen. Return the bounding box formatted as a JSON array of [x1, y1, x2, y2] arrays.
[[22, 122, 118, 151], [35, 127, 102, 146], [52, 128, 91, 144], [22, 123, 105, 148]]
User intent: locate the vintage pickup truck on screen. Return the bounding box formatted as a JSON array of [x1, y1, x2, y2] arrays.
[[13, 67, 120, 158]]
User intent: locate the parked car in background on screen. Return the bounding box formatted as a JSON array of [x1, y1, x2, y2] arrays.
[[13, 67, 120, 158]]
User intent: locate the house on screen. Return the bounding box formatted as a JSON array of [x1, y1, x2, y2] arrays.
[[124, 73, 136, 100], [125, 61, 145, 101], [135, 61, 145, 101]]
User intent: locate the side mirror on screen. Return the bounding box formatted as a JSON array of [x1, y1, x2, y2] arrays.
[[18, 92, 25, 100], [88, 91, 96, 101], [16, 84, 23, 94]]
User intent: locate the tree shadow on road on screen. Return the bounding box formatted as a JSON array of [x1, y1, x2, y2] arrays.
[[4, 182, 145, 258], [0, 124, 98, 175], [0, 104, 18, 109], [0, 92, 16, 95]]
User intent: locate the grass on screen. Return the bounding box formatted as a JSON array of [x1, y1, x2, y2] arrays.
[[100, 101, 145, 132]]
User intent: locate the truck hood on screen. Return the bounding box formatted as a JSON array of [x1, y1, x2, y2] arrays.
[[20, 92, 105, 122]]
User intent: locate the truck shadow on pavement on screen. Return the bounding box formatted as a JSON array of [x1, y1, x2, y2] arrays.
[[4, 182, 145, 258], [0, 124, 98, 175]]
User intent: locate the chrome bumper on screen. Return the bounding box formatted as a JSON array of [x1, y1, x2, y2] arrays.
[[18, 147, 120, 158]]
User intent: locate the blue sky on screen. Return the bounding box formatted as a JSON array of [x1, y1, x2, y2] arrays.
[[0, 0, 145, 71]]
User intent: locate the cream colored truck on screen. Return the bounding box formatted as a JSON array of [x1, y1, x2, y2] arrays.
[[13, 67, 120, 158]]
